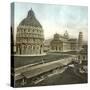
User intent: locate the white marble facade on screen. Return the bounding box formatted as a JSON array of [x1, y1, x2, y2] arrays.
[[50, 31, 83, 52], [16, 9, 44, 55]]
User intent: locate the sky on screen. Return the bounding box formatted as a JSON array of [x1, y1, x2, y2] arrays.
[[13, 2, 88, 41]]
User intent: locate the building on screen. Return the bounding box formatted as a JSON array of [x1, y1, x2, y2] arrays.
[[16, 8, 44, 55], [68, 39, 78, 51], [50, 31, 80, 52], [78, 44, 88, 73], [43, 39, 51, 52], [78, 32, 83, 50]]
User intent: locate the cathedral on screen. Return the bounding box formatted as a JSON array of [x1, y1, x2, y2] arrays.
[[16, 8, 44, 55], [16, 8, 83, 55], [50, 31, 83, 52]]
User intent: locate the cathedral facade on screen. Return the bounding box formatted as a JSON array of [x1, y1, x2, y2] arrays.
[[16, 9, 44, 55], [50, 31, 83, 52]]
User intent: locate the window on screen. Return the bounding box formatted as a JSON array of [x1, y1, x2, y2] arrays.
[[33, 39, 35, 42], [52, 47, 53, 50], [78, 56, 80, 59], [83, 56, 85, 59], [37, 30, 38, 32], [33, 46, 35, 50], [33, 29, 34, 32], [28, 29, 29, 32], [59, 47, 61, 50]]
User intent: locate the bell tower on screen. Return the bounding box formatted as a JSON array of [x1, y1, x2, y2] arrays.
[[78, 32, 83, 50]]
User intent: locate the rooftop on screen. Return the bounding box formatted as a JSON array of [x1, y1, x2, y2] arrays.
[[19, 8, 42, 28]]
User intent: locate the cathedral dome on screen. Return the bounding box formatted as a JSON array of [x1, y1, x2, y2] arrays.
[[19, 8, 42, 28], [64, 30, 69, 39]]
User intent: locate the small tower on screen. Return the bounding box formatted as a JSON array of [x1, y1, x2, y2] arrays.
[[64, 30, 69, 39], [27, 8, 35, 18], [78, 32, 83, 50], [64, 24, 69, 39]]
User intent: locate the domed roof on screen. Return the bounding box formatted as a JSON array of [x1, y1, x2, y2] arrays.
[[19, 8, 42, 28], [64, 30, 69, 39]]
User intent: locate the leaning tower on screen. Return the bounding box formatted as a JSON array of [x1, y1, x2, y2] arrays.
[[78, 32, 83, 50]]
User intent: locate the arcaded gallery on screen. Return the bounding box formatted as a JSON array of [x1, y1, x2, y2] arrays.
[[16, 9, 44, 55]]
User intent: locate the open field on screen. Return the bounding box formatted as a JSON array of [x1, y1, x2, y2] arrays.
[[13, 53, 71, 68]]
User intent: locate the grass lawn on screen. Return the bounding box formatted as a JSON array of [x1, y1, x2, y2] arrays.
[[13, 53, 70, 68]]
